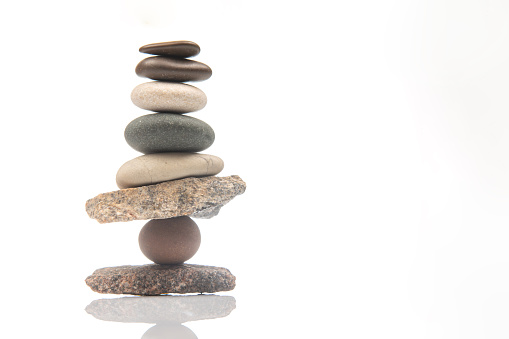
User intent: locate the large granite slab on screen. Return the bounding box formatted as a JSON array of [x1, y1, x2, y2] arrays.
[[86, 175, 246, 223], [85, 264, 236, 295]]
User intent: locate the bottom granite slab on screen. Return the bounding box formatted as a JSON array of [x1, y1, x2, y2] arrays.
[[85, 264, 236, 295]]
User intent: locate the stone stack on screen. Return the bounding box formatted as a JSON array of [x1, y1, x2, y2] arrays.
[[85, 40, 245, 296]]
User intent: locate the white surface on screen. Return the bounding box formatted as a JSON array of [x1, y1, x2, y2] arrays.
[[2, 0, 509, 338]]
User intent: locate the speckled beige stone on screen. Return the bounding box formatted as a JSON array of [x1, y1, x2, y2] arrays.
[[86, 175, 246, 224], [131, 82, 206, 113], [116, 153, 224, 189]]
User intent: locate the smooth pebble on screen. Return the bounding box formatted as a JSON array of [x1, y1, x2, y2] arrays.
[[139, 40, 200, 58], [139, 217, 201, 265], [116, 153, 224, 189], [125, 113, 214, 154], [131, 82, 206, 113], [136, 56, 212, 82]]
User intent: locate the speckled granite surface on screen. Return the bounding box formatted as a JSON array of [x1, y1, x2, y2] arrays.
[[85, 175, 246, 223], [85, 264, 236, 295]]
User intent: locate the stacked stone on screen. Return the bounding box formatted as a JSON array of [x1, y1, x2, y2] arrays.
[[85, 41, 246, 296], [122, 41, 220, 266]]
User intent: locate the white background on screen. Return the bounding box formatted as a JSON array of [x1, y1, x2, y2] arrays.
[[2, 0, 509, 338]]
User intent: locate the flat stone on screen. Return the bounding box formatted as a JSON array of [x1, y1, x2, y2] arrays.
[[86, 175, 246, 223], [85, 264, 235, 295], [131, 82, 206, 113], [85, 295, 236, 323], [116, 153, 223, 189], [139, 217, 201, 265], [125, 114, 214, 154], [140, 41, 200, 58], [136, 56, 212, 82]]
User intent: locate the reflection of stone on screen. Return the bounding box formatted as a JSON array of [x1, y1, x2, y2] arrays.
[[85, 295, 236, 323], [142, 324, 197, 339], [85, 264, 236, 295]]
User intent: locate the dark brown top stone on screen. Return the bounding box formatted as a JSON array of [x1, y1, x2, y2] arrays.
[[85, 295, 236, 323], [86, 175, 246, 224], [85, 264, 236, 295], [139, 41, 200, 58], [136, 56, 212, 82]]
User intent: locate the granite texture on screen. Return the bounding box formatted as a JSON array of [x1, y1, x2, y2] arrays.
[[191, 205, 222, 219], [140, 41, 200, 58], [85, 295, 236, 323], [124, 113, 215, 154], [86, 175, 246, 223], [85, 264, 236, 295], [131, 82, 206, 113], [136, 56, 212, 82]]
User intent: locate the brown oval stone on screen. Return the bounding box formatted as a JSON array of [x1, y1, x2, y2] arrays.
[[139, 40, 200, 58], [136, 56, 212, 82], [139, 217, 201, 265]]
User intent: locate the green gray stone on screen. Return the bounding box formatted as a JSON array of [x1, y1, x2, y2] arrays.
[[125, 113, 214, 154]]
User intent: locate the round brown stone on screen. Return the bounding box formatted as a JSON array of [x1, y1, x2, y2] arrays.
[[136, 56, 212, 82], [139, 217, 201, 265], [139, 41, 200, 58]]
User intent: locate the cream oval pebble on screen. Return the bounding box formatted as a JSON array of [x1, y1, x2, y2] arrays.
[[131, 82, 207, 113], [116, 153, 224, 189]]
